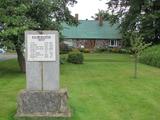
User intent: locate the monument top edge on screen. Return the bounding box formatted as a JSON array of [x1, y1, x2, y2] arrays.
[[25, 30, 58, 34]]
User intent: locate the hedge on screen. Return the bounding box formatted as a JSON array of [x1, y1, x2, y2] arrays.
[[139, 45, 160, 68]]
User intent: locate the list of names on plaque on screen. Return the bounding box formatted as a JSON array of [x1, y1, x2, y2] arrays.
[[27, 34, 56, 61]]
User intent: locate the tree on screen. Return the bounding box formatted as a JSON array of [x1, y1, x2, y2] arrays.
[[105, 0, 160, 46], [92, 10, 117, 24], [0, 0, 77, 72], [130, 32, 151, 78]]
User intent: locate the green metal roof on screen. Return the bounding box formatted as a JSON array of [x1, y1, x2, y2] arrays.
[[62, 20, 122, 40]]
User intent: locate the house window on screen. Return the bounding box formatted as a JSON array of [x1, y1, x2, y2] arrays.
[[109, 40, 118, 47]]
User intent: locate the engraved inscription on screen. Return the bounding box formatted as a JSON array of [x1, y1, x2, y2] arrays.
[[27, 34, 56, 61]]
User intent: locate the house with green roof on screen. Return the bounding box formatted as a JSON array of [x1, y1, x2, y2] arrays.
[[62, 19, 122, 49]]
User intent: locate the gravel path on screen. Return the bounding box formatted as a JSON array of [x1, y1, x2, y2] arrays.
[[0, 53, 17, 61]]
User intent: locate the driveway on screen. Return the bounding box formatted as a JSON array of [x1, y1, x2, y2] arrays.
[[0, 53, 17, 61]]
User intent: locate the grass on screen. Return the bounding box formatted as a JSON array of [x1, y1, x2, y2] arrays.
[[1, 53, 160, 120]]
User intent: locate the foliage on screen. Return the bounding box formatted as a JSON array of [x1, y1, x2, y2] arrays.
[[110, 47, 120, 53], [97, 47, 121, 53], [60, 56, 66, 64], [95, 48, 108, 53], [139, 45, 160, 68], [130, 32, 151, 78], [71, 48, 80, 52], [83, 48, 90, 53], [67, 51, 84, 64], [119, 48, 131, 54], [0, 0, 77, 72], [79, 48, 91, 53], [130, 33, 151, 56], [106, 0, 160, 45], [92, 10, 117, 24], [95, 47, 130, 54], [0, 0, 77, 45]]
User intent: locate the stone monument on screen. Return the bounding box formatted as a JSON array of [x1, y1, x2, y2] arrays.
[[15, 31, 70, 119]]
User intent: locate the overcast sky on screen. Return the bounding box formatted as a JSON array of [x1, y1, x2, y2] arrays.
[[69, 0, 107, 20]]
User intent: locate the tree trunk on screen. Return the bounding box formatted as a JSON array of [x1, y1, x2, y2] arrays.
[[134, 54, 138, 79], [15, 48, 26, 73]]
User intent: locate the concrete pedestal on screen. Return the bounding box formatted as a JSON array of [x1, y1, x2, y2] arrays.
[[15, 89, 71, 119]]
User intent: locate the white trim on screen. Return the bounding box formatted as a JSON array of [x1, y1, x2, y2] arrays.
[[109, 40, 118, 47]]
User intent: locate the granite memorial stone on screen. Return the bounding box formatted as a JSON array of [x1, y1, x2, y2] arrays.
[[15, 31, 71, 119]]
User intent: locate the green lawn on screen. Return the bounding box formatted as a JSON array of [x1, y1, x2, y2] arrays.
[[1, 53, 160, 120]]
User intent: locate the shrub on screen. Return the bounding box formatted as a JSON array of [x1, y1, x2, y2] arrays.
[[83, 48, 90, 53], [60, 56, 66, 64], [139, 45, 160, 68], [72, 48, 80, 52], [119, 48, 131, 54], [95, 48, 108, 53], [79, 48, 84, 52], [79, 48, 90, 53], [95, 47, 131, 54], [111, 48, 120, 53], [67, 51, 84, 64]]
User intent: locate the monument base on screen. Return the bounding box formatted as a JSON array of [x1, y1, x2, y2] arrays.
[[15, 89, 71, 120]]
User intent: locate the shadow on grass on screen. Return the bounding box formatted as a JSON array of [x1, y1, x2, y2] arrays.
[[0, 59, 23, 77]]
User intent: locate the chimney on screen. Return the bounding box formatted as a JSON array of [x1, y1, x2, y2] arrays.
[[75, 14, 79, 22], [98, 15, 103, 26]]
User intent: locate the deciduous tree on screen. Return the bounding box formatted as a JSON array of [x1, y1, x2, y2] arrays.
[[0, 0, 77, 72], [130, 32, 151, 78], [105, 0, 160, 46]]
